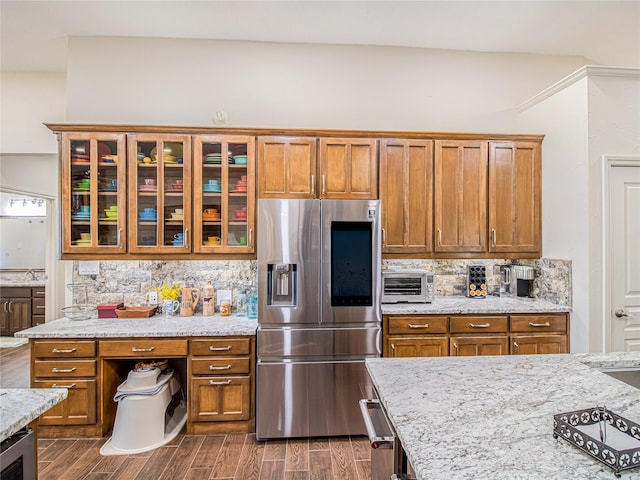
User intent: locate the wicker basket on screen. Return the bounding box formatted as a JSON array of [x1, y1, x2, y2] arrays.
[[114, 306, 158, 318]]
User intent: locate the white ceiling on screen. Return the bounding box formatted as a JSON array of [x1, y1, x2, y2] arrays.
[[1, 0, 639, 73]]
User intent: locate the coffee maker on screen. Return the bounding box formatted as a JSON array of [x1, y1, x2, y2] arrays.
[[499, 265, 534, 298], [511, 265, 535, 298]]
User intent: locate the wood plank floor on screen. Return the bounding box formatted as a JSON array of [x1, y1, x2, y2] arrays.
[[1, 344, 372, 479]]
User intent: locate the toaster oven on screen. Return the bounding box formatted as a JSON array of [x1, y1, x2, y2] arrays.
[[381, 269, 434, 303]]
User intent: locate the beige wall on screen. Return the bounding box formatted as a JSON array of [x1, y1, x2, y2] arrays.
[[65, 37, 588, 132]]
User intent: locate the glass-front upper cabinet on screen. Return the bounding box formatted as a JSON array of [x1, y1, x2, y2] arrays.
[[61, 132, 127, 254], [127, 134, 192, 253], [193, 135, 255, 253]]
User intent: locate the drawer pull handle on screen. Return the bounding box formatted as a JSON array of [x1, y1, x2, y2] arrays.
[[52, 368, 76, 373], [52, 348, 76, 353], [132, 347, 155, 352], [35, 291, 46, 295], [209, 365, 232, 370], [209, 345, 232, 351], [52, 383, 76, 389], [408, 323, 429, 329], [36, 305, 46, 309], [209, 379, 232, 385], [469, 323, 491, 328], [528, 322, 551, 328]]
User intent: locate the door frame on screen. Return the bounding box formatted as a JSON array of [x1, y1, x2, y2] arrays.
[[601, 155, 640, 352]]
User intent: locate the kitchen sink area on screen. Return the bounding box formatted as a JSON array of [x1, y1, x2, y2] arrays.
[[600, 368, 640, 389]]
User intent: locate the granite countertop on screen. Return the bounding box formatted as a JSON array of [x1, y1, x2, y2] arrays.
[[366, 353, 640, 479], [0, 281, 46, 288], [0, 388, 67, 442], [15, 314, 258, 338], [382, 295, 571, 315]]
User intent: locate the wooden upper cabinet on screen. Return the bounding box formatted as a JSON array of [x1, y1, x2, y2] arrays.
[[434, 140, 488, 253], [258, 136, 317, 198], [380, 139, 433, 253], [319, 138, 377, 199], [489, 141, 541, 255]]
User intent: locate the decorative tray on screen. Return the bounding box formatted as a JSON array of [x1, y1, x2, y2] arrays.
[[554, 407, 640, 477], [115, 306, 158, 318]]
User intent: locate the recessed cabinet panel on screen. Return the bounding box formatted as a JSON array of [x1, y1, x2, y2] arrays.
[[489, 142, 541, 254], [62, 133, 127, 254], [380, 139, 433, 253], [450, 336, 509, 356], [319, 138, 377, 199], [434, 140, 488, 253], [128, 134, 192, 253], [386, 337, 448, 357], [258, 137, 316, 198], [193, 135, 255, 253]]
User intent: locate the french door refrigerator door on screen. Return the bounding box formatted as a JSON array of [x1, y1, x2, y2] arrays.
[[321, 200, 381, 325], [258, 199, 320, 326]]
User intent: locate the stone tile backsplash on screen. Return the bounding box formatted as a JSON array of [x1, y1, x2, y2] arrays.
[[70, 257, 571, 308]]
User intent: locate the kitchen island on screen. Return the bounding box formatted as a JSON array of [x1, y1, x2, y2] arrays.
[[16, 314, 258, 437], [0, 388, 67, 442], [366, 353, 640, 479]]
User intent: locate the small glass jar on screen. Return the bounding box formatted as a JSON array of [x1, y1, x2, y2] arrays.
[[235, 289, 247, 316], [220, 302, 231, 316], [247, 295, 258, 319]]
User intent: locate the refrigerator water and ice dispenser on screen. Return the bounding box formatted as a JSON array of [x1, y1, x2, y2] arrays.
[[266, 263, 297, 306]]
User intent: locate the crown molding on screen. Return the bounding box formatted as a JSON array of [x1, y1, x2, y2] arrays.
[[517, 66, 640, 112]]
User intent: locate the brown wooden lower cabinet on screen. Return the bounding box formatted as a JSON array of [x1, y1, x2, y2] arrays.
[[383, 312, 569, 358], [31, 335, 255, 438], [450, 335, 509, 356], [510, 334, 568, 355], [386, 337, 448, 357]]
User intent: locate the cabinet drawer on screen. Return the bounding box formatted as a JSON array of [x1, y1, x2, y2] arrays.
[[387, 316, 448, 335], [34, 359, 96, 378], [191, 357, 251, 375], [450, 316, 508, 333], [34, 340, 96, 358], [191, 338, 251, 356], [510, 315, 567, 333], [32, 288, 46, 298], [0, 287, 31, 298], [100, 339, 188, 357], [32, 297, 46, 309]]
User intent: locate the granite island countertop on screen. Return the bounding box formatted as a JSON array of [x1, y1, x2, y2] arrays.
[[0, 388, 67, 442], [15, 314, 258, 338], [381, 295, 571, 315], [366, 353, 640, 479]]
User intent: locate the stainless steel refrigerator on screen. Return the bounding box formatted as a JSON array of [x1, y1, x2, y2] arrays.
[[256, 199, 381, 440]]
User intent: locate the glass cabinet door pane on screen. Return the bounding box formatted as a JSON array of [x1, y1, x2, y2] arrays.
[[201, 141, 223, 247], [96, 139, 121, 247], [69, 139, 92, 246], [228, 142, 249, 247], [162, 141, 186, 248], [135, 140, 160, 247]]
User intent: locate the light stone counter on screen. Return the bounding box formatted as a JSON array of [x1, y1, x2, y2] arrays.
[[366, 354, 640, 479], [382, 295, 571, 315], [15, 314, 258, 338], [0, 388, 67, 442]]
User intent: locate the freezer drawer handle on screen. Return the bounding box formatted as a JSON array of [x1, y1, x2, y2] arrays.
[[52, 348, 76, 353], [209, 379, 232, 385], [469, 323, 490, 328], [209, 364, 232, 370], [52, 367, 76, 373], [408, 323, 429, 329], [209, 345, 232, 351], [359, 399, 395, 449], [528, 322, 551, 327], [132, 347, 155, 352]]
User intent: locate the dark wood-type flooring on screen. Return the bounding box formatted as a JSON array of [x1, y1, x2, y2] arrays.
[[1, 344, 372, 480]]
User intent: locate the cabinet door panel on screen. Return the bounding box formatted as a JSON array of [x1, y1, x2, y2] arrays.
[[380, 139, 433, 253], [319, 138, 377, 199], [450, 336, 509, 356], [489, 142, 541, 254], [386, 337, 448, 357], [434, 140, 488, 252], [511, 335, 568, 355], [258, 137, 316, 198], [190, 376, 251, 422], [34, 379, 97, 425]]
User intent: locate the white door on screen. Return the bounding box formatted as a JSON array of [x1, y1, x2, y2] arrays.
[[608, 160, 640, 352]]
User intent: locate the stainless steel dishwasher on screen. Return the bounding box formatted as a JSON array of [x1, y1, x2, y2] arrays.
[[359, 399, 416, 480]]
